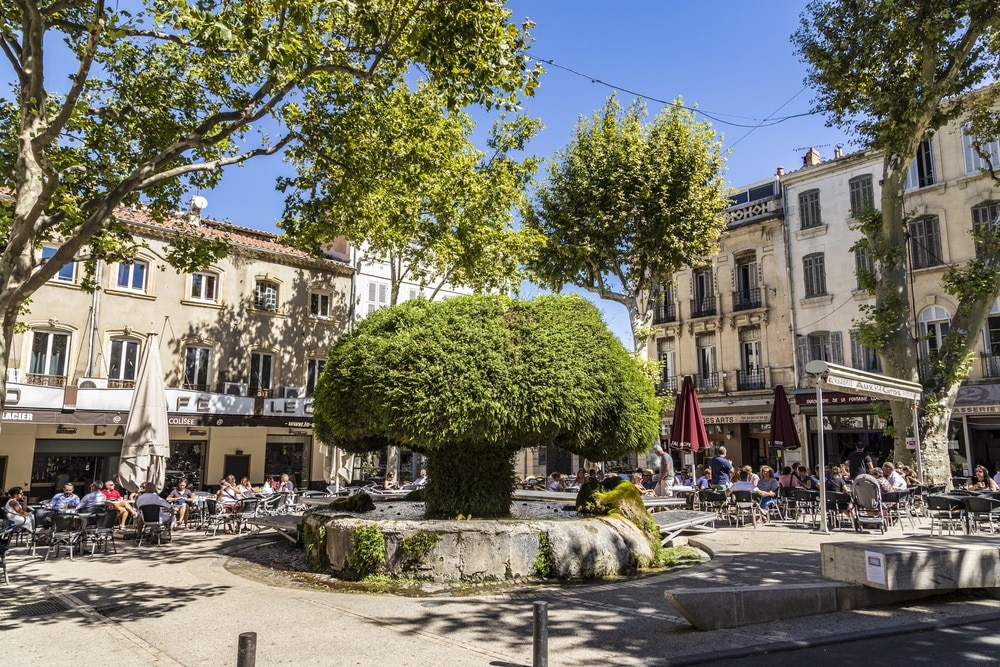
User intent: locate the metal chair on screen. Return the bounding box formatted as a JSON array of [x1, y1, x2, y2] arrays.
[[0, 525, 14, 584], [137, 504, 172, 546], [962, 495, 1000, 534], [84, 508, 119, 555], [233, 497, 260, 534], [926, 495, 965, 536], [700, 490, 730, 524], [730, 490, 759, 528], [825, 491, 854, 530], [29, 506, 54, 556], [792, 488, 819, 527], [203, 499, 232, 537], [45, 513, 84, 560]]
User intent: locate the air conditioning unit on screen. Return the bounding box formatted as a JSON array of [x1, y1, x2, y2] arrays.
[[223, 382, 247, 396], [279, 386, 303, 399], [77, 377, 109, 389]]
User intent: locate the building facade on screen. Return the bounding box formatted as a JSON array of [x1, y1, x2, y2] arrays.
[[2, 207, 353, 502], [651, 174, 799, 474], [783, 113, 1000, 477]]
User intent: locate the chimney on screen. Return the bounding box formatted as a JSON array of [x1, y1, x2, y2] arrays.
[[834, 144, 843, 159], [802, 147, 822, 167], [776, 166, 785, 177]]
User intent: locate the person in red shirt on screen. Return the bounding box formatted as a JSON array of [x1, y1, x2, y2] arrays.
[[101, 479, 136, 529]]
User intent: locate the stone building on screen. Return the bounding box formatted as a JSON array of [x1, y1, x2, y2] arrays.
[[1, 205, 352, 502]]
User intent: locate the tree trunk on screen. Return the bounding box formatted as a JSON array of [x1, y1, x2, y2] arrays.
[[423, 444, 516, 519]]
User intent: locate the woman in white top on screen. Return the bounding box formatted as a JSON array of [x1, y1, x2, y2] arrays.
[[4, 487, 34, 530]]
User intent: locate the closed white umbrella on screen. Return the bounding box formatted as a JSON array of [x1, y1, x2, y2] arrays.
[[118, 332, 170, 493]]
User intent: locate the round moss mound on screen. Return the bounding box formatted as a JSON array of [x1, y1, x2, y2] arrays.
[[576, 476, 658, 543]]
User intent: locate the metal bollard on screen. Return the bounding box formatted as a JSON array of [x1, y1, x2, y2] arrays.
[[237, 631, 257, 667], [532, 601, 548, 667]]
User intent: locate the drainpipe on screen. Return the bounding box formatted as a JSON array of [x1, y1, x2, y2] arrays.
[[780, 177, 805, 466], [85, 261, 103, 377]]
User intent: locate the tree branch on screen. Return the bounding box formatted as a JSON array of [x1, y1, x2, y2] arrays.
[[137, 133, 298, 189], [35, 0, 104, 147], [0, 34, 24, 79]]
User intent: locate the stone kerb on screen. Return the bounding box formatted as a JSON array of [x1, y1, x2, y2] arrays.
[[303, 510, 656, 583]]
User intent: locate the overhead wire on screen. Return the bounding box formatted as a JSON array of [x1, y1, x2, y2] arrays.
[[529, 56, 819, 129]]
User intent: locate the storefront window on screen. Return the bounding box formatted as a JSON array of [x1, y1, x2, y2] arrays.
[[166, 441, 205, 490], [265, 440, 307, 489]]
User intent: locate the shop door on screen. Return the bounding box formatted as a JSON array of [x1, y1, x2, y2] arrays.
[[224, 455, 250, 482]]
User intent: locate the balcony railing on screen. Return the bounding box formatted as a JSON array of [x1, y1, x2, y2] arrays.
[[736, 368, 767, 391], [690, 296, 717, 318], [653, 301, 677, 324], [982, 353, 1000, 378], [183, 382, 211, 391], [657, 375, 678, 395], [732, 288, 762, 312], [695, 372, 719, 390], [108, 379, 135, 389], [25, 373, 66, 387]]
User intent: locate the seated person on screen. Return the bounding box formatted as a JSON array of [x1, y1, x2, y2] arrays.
[[216, 479, 240, 511], [778, 466, 800, 488], [967, 465, 998, 491], [135, 482, 175, 527], [167, 479, 196, 528], [546, 472, 565, 492], [413, 469, 429, 487], [50, 483, 81, 511], [259, 476, 275, 496], [631, 472, 655, 496], [101, 479, 136, 529], [872, 468, 893, 494], [4, 487, 34, 531], [382, 471, 397, 490], [882, 462, 908, 491], [826, 465, 850, 494], [236, 476, 257, 497], [78, 482, 108, 513], [728, 470, 767, 521], [756, 466, 780, 511], [695, 468, 711, 489], [277, 473, 296, 493]]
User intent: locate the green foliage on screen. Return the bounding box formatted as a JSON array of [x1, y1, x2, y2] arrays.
[[313, 294, 660, 518], [524, 94, 728, 352], [399, 530, 441, 569], [0, 0, 541, 405], [321, 493, 375, 513], [403, 487, 427, 502], [533, 531, 554, 578], [348, 525, 386, 580], [654, 545, 702, 569], [301, 521, 328, 571]]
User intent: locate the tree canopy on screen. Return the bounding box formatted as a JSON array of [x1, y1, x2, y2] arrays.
[[793, 0, 1000, 484], [523, 94, 729, 355], [0, 0, 541, 411], [313, 294, 660, 517], [278, 79, 543, 305]]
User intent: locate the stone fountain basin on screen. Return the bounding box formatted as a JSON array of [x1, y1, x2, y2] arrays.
[[303, 509, 656, 583]]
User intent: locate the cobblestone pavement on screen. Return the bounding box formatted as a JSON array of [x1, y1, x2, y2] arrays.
[[3, 518, 1000, 666]]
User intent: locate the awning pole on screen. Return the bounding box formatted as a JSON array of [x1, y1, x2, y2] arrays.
[[911, 402, 924, 485], [815, 378, 829, 534]]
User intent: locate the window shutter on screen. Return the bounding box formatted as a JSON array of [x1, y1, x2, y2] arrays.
[[796, 337, 808, 379], [830, 331, 844, 365], [850, 331, 861, 371]]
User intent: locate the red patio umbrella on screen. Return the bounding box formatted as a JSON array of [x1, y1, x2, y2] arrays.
[[768, 384, 801, 450], [668, 376, 710, 452]]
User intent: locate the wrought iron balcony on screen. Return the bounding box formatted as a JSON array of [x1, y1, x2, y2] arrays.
[[25, 373, 66, 387], [690, 296, 717, 319], [695, 372, 719, 390], [657, 375, 678, 395], [732, 288, 762, 312], [982, 352, 1000, 378], [736, 368, 767, 391], [108, 379, 135, 389], [182, 382, 210, 391], [653, 301, 677, 324]]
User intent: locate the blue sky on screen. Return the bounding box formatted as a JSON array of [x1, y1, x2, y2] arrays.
[[142, 3, 860, 345], [193, 1, 853, 347]]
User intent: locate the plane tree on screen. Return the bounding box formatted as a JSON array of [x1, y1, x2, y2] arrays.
[[0, 0, 541, 416], [793, 0, 1000, 484]]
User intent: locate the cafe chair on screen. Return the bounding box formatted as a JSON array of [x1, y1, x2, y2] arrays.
[[29, 506, 54, 557], [0, 525, 14, 584], [45, 513, 84, 561], [730, 490, 759, 528], [137, 504, 172, 546], [84, 508, 119, 555], [926, 495, 965, 536], [962, 495, 1000, 534]]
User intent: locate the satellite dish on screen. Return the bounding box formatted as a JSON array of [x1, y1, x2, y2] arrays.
[[190, 195, 208, 212]]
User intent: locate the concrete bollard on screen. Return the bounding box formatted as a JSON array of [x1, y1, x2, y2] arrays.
[[237, 631, 257, 667], [533, 601, 548, 667]]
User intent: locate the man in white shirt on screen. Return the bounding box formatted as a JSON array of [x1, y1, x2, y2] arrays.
[[882, 462, 908, 490]]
